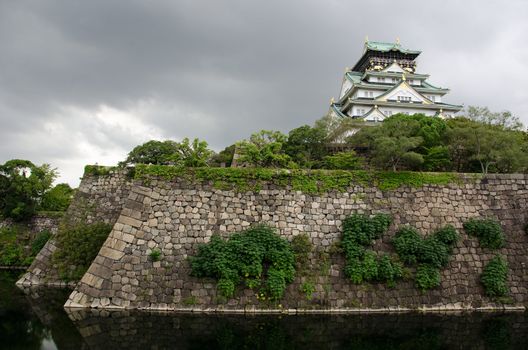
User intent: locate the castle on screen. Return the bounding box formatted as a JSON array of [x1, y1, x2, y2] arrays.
[[328, 39, 462, 122]]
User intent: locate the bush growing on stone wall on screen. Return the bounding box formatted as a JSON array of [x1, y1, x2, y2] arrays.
[[463, 218, 505, 249], [290, 234, 312, 274], [415, 264, 441, 291], [481, 255, 509, 298], [0, 226, 36, 266], [190, 225, 295, 300], [149, 249, 161, 262], [341, 213, 403, 285], [52, 222, 112, 281], [392, 225, 459, 291], [31, 230, 51, 256]]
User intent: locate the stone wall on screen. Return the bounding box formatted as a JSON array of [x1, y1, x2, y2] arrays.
[[16, 169, 132, 286], [0, 214, 61, 236], [65, 173, 528, 311]]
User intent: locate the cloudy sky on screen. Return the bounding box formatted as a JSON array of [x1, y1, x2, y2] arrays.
[[1, 0, 527, 186]]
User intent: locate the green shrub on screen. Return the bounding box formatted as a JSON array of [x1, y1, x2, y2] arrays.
[[463, 218, 505, 249], [0, 227, 25, 266], [38, 183, 75, 212], [190, 225, 295, 300], [415, 264, 441, 291], [361, 251, 379, 281], [481, 255, 508, 297], [0, 242, 24, 266], [31, 230, 52, 256], [433, 225, 459, 246], [419, 237, 450, 268], [342, 213, 391, 249], [300, 281, 315, 300], [378, 254, 403, 283], [393, 225, 459, 291], [52, 222, 112, 281], [322, 151, 363, 170], [341, 213, 401, 285], [149, 249, 161, 262], [392, 227, 422, 264], [290, 234, 312, 272]]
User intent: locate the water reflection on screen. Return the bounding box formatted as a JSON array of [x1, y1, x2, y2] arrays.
[[0, 271, 526, 350], [65, 310, 527, 350]]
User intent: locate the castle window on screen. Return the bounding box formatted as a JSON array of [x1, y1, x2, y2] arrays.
[[378, 77, 385, 83], [397, 96, 411, 102]]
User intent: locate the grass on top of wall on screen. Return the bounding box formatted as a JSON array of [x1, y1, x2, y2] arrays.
[[130, 164, 462, 194]]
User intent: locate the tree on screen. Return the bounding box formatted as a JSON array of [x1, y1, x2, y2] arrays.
[[446, 118, 528, 174], [322, 151, 363, 170], [284, 125, 328, 168], [122, 138, 213, 167], [466, 106, 524, 131], [210, 144, 236, 167], [349, 114, 425, 171], [0, 159, 56, 221], [39, 183, 75, 212], [173, 138, 214, 167], [122, 140, 179, 165], [423, 146, 452, 172], [236, 130, 293, 168]]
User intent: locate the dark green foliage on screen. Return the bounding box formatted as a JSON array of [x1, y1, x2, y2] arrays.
[[121, 138, 213, 167], [392, 227, 422, 264], [236, 130, 293, 168], [134, 165, 461, 194], [433, 225, 459, 246], [149, 249, 161, 262], [0, 226, 47, 266], [463, 218, 505, 249], [0, 159, 56, 221], [418, 237, 450, 268], [415, 264, 441, 291], [423, 146, 452, 171], [341, 213, 401, 285], [122, 140, 179, 165], [392, 225, 459, 291], [323, 151, 363, 170], [31, 230, 51, 256], [210, 144, 236, 167], [290, 234, 312, 272], [481, 255, 508, 297], [38, 183, 75, 212], [190, 225, 295, 300], [284, 125, 328, 168], [83, 165, 116, 176], [52, 222, 112, 281], [378, 254, 403, 283]]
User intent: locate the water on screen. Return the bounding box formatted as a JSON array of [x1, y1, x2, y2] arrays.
[[1, 271, 527, 349]]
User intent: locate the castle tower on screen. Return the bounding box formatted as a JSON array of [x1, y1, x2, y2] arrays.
[[328, 39, 462, 122]]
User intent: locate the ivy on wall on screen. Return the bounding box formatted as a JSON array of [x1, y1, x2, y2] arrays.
[[463, 217, 509, 298], [131, 164, 461, 194], [52, 222, 113, 281], [481, 255, 509, 298], [463, 218, 505, 249], [392, 225, 459, 291], [339, 214, 459, 291], [341, 213, 403, 286], [189, 225, 295, 300]]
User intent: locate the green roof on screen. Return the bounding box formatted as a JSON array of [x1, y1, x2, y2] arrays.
[[365, 41, 421, 55], [331, 103, 348, 118], [345, 71, 363, 84]]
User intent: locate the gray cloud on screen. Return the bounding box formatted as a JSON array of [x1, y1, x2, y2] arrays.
[[1, 0, 527, 185]]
